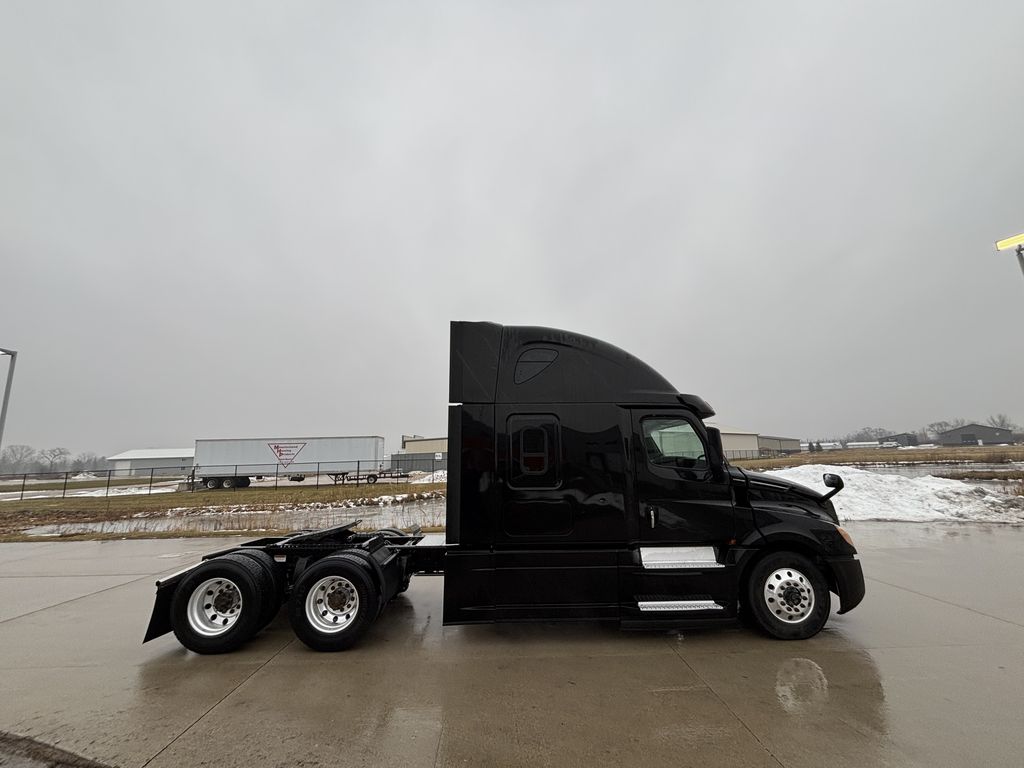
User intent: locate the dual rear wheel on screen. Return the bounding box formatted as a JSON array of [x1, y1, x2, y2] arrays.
[[170, 551, 282, 654], [170, 551, 381, 654]]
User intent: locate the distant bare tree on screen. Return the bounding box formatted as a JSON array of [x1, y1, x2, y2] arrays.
[[0, 444, 37, 473], [70, 452, 105, 472], [39, 447, 71, 473], [926, 419, 966, 439], [986, 414, 1018, 430], [845, 427, 891, 442]]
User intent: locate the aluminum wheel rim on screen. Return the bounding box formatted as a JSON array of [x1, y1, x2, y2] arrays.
[[187, 578, 243, 636], [305, 576, 359, 633], [763, 567, 815, 624]]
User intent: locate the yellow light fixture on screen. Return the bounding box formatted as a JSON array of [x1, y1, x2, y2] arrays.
[[995, 232, 1024, 251]]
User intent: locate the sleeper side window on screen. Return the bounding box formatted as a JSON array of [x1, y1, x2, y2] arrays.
[[642, 418, 708, 470], [508, 415, 561, 489]]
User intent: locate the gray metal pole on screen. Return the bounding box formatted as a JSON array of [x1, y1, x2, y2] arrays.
[[0, 349, 17, 455]]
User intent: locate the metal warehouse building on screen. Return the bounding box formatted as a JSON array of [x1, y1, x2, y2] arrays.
[[106, 448, 195, 477], [394, 435, 448, 473], [937, 424, 1015, 446], [757, 435, 802, 456]]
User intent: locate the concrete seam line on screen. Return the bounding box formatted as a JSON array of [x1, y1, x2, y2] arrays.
[[0, 730, 115, 768], [0, 570, 168, 626], [866, 576, 1024, 630], [666, 638, 788, 768], [139, 638, 296, 768]]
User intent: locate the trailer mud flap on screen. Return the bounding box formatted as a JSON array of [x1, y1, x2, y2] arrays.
[[142, 567, 194, 643]]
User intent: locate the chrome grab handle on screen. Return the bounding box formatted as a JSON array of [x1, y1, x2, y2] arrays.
[[646, 507, 657, 528]]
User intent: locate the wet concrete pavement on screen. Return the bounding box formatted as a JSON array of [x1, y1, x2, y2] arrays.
[[0, 523, 1022, 767]]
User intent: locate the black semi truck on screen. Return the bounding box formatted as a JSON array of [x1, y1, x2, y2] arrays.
[[145, 321, 864, 653]]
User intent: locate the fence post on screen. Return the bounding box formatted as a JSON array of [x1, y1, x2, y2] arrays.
[[62, 471, 69, 499], [316, 462, 320, 489], [233, 465, 238, 492], [274, 465, 279, 489], [20, 473, 26, 501], [357, 461, 361, 485], [149, 468, 154, 495], [105, 469, 112, 497]]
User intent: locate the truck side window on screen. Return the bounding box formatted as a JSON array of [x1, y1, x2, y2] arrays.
[[642, 418, 708, 470], [508, 415, 560, 489]]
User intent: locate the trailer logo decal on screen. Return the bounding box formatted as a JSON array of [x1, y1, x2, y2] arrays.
[[268, 442, 306, 467]]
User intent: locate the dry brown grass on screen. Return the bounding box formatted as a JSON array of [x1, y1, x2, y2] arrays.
[[0, 482, 447, 537], [733, 445, 1024, 471]]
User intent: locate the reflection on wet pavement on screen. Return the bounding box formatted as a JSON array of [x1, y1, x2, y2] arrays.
[[0, 524, 1022, 766]]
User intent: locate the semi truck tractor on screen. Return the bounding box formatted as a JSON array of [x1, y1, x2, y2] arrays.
[[145, 321, 864, 653]]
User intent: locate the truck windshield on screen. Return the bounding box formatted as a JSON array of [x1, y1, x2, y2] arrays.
[[643, 418, 708, 469]]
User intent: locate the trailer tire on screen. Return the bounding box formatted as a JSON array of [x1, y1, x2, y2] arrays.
[[204, 477, 223, 490], [224, 551, 282, 628], [170, 555, 266, 654], [238, 476, 251, 488], [746, 552, 830, 640], [365, 474, 378, 484], [289, 555, 380, 651], [222, 477, 237, 489]]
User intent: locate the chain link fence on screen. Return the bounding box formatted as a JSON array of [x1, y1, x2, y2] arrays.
[[0, 455, 449, 501]]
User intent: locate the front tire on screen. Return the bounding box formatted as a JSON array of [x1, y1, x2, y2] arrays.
[[746, 552, 830, 640], [170, 556, 267, 653], [288, 555, 380, 651]]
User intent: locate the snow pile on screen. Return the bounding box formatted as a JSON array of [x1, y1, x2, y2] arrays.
[[766, 464, 1024, 524], [411, 470, 448, 484]]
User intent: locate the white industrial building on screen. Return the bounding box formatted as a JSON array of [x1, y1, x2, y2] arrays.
[[706, 424, 760, 460], [106, 448, 195, 476]]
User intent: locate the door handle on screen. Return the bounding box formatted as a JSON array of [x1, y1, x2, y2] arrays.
[[646, 506, 657, 528]]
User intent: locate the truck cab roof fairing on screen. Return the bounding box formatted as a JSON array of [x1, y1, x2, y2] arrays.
[[449, 321, 714, 415]]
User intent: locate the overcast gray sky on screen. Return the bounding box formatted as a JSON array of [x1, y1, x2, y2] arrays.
[[2, 1, 1023, 456]]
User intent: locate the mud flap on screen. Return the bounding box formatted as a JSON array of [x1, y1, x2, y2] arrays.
[[142, 567, 194, 643]]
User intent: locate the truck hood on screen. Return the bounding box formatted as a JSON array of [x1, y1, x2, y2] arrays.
[[731, 467, 840, 524]]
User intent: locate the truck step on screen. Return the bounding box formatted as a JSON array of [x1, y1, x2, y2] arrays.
[[636, 599, 725, 612]]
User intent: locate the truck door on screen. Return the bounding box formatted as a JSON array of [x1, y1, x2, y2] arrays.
[[625, 410, 737, 618]]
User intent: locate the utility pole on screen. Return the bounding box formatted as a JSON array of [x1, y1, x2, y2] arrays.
[[995, 232, 1024, 281], [0, 348, 16, 456]]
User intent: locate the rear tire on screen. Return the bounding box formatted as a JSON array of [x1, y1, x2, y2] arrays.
[[746, 552, 830, 640], [224, 551, 282, 628], [288, 555, 380, 651], [170, 556, 266, 653]]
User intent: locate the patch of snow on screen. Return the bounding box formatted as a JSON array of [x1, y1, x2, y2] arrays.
[[411, 470, 447, 484], [76, 486, 177, 498], [766, 464, 1024, 524]]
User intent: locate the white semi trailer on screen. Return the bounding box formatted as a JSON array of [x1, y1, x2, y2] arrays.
[[193, 436, 385, 489]]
